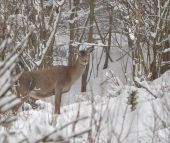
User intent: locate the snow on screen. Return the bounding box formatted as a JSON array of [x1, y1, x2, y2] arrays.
[[8, 14, 26, 27], [35, 8, 61, 66], [163, 48, 170, 53], [0, 96, 16, 107], [1, 99, 21, 112], [0, 70, 169, 142], [68, 17, 78, 24], [0, 1, 170, 142], [128, 28, 135, 40], [57, 0, 65, 6], [150, 32, 156, 38]]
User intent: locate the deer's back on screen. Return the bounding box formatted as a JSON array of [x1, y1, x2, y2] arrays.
[[17, 66, 72, 96]]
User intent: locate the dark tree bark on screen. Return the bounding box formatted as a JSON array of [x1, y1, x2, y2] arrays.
[[68, 0, 80, 66], [81, 0, 95, 92], [103, 7, 113, 69]]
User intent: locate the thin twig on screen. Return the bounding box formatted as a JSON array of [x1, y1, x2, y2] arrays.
[[35, 116, 89, 143], [48, 128, 91, 143]]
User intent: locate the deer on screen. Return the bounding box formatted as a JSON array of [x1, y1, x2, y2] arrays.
[[12, 47, 94, 114]]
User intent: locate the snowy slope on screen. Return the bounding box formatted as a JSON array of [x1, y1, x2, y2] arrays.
[[0, 70, 169, 143]]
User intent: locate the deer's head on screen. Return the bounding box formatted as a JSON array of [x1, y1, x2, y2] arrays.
[[73, 46, 94, 66]]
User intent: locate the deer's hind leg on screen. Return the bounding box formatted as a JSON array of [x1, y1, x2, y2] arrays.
[[54, 88, 62, 114]]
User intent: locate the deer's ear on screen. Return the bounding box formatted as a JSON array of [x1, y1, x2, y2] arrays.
[[86, 46, 94, 54]]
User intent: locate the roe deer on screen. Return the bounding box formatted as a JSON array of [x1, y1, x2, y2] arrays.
[[13, 47, 93, 114]]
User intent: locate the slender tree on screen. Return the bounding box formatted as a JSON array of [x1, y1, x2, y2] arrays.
[[81, 0, 95, 92]]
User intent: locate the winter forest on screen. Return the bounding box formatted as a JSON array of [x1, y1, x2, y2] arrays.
[[0, 0, 170, 142]]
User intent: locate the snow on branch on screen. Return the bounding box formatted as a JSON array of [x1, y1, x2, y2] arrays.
[[0, 28, 34, 114], [134, 77, 157, 98], [72, 42, 108, 48], [0, 115, 17, 125], [161, 61, 170, 66], [35, 5, 63, 66], [163, 48, 170, 53], [0, 28, 34, 78], [57, 0, 65, 6]]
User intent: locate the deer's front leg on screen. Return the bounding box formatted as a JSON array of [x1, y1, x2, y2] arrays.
[[55, 89, 62, 114]]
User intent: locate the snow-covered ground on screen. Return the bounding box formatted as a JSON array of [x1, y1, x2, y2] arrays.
[[0, 70, 169, 143]]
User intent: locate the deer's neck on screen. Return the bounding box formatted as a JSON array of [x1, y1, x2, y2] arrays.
[[70, 59, 87, 84]]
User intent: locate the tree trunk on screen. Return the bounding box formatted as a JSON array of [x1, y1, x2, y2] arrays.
[[68, 0, 80, 66], [81, 0, 95, 92], [103, 7, 112, 69]]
